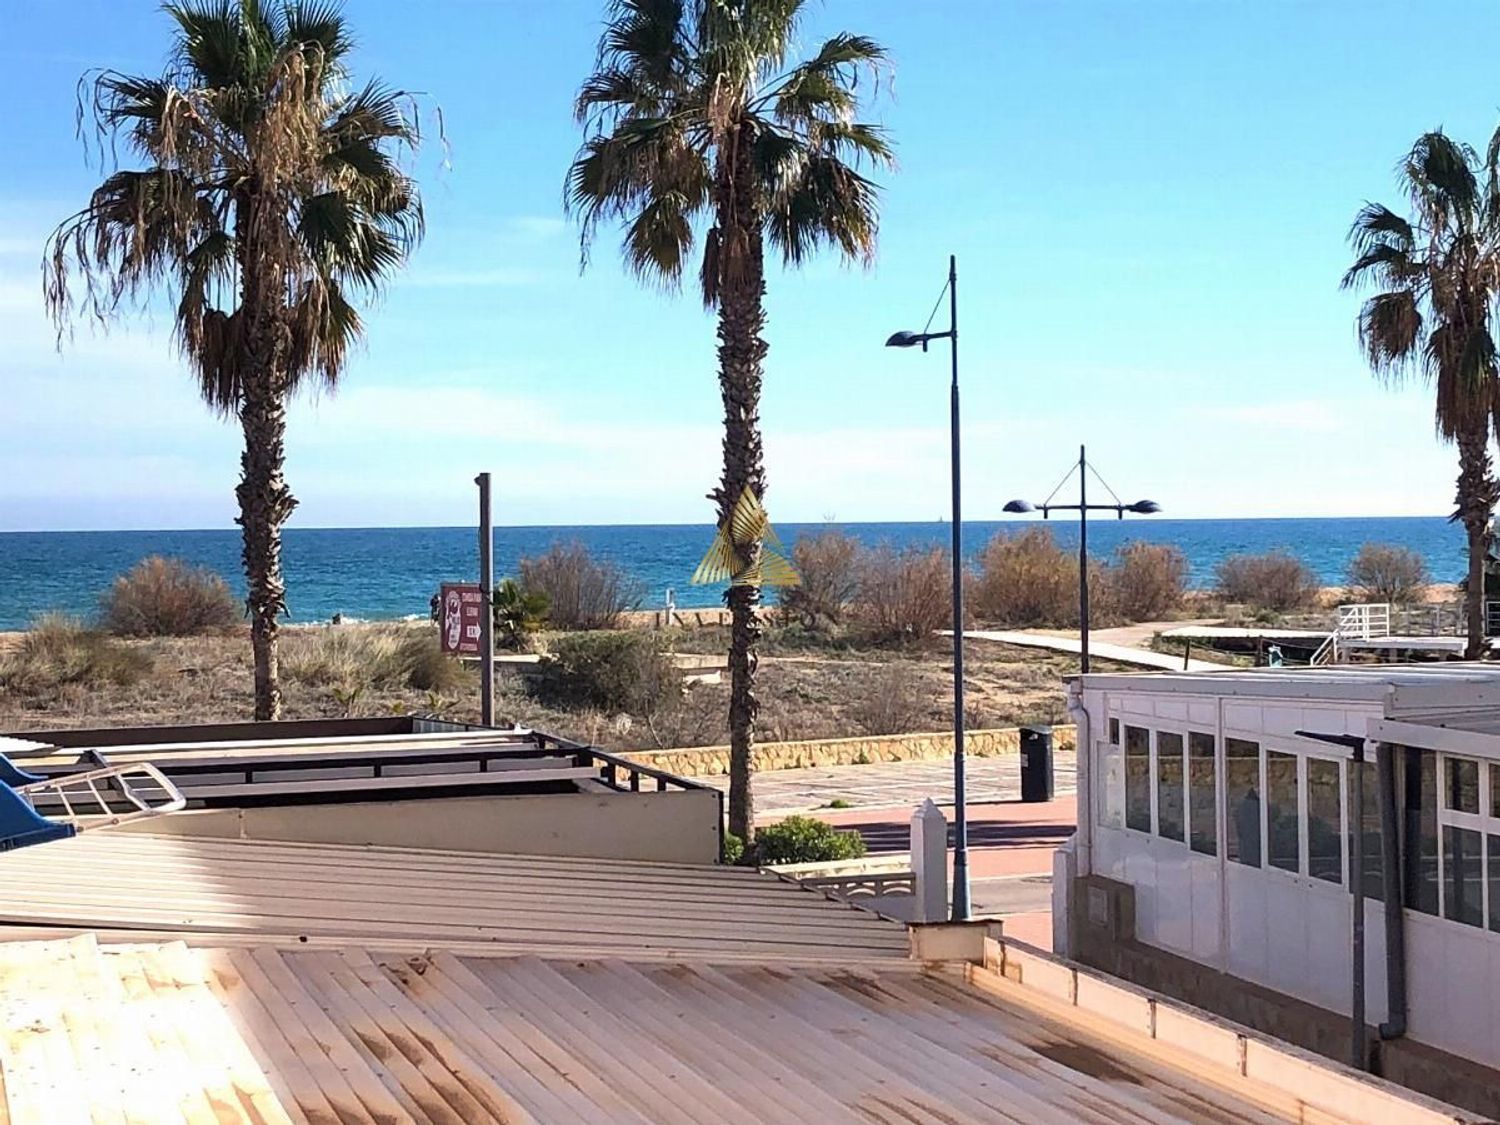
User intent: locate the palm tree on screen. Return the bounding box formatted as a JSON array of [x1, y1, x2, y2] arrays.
[[45, 0, 425, 718], [1343, 131, 1500, 659], [567, 0, 893, 851]]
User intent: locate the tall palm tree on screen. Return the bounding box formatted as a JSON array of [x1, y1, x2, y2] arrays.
[[1343, 131, 1500, 659], [45, 0, 425, 717], [567, 0, 893, 850]]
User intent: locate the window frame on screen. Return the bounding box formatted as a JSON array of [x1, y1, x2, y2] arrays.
[[1434, 751, 1499, 931]]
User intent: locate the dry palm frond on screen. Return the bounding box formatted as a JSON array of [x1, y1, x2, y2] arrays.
[[692, 486, 800, 589]]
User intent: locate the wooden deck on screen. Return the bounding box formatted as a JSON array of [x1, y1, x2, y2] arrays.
[[0, 833, 910, 962], [957, 630, 1227, 673], [0, 934, 1329, 1125]]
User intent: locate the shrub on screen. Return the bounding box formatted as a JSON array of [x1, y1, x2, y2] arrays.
[[0, 613, 152, 695], [969, 527, 1077, 627], [531, 632, 680, 715], [854, 545, 952, 645], [99, 556, 238, 637], [519, 542, 641, 630], [850, 662, 928, 736], [1214, 551, 1319, 612], [282, 626, 468, 693], [756, 815, 867, 864], [780, 529, 862, 628], [1105, 542, 1187, 621], [1346, 542, 1430, 605]]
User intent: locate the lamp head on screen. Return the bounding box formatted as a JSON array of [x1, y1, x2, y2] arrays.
[[885, 330, 924, 348], [1127, 500, 1162, 514], [1002, 499, 1034, 514]]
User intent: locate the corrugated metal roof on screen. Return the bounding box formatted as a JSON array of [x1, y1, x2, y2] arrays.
[[0, 934, 1313, 1125], [0, 833, 910, 962]]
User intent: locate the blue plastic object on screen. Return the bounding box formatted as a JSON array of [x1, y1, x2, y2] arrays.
[[0, 782, 75, 852], [0, 754, 45, 788]]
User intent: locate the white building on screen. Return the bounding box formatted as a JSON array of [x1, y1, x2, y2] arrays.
[[1058, 664, 1500, 1109]]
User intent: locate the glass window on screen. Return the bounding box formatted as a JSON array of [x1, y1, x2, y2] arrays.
[[1492, 764, 1500, 818], [1403, 747, 1439, 916], [1489, 835, 1500, 934], [1266, 750, 1300, 873], [1347, 759, 1383, 901], [1156, 731, 1185, 842], [1125, 726, 1150, 832], [1445, 757, 1480, 814], [1443, 825, 1484, 928], [1188, 731, 1217, 856], [1306, 758, 1342, 884], [1225, 738, 1261, 867], [1109, 717, 1120, 745]]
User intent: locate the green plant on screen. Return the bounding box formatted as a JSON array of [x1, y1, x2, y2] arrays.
[[492, 578, 549, 651], [531, 633, 681, 717], [1346, 542, 1431, 605], [756, 816, 867, 865], [0, 614, 153, 697], [99, 556, 239, 637], [568, 1, 893, 848], [722, 831, 745, 865], [46, 1, 429, 719], [824, 798, 853, 810]]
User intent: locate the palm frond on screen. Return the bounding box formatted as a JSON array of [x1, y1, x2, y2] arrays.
[[767, 150, 880, 266], [280, 0, 352, 73], [692, 487, 799, 588], [1356, 289, 1424, 382]]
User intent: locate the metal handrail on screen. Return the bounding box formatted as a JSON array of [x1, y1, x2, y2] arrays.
[[18, 762, 186, 830]]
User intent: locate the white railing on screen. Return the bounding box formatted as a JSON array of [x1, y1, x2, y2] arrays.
[[1311, 603, 1391, 666], [18, 762, 186, 831]]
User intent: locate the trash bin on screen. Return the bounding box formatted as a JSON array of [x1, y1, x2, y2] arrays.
[[1020, 725, 1054, 803]]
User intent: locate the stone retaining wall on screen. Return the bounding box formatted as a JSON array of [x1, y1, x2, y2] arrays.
[[627, 724, 1076, 778]]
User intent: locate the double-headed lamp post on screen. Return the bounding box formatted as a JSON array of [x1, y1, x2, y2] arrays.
[[1004, 444, 1160, 673], [885, 254, 970, 921]]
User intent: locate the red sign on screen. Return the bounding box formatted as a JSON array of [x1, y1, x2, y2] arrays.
[[439, 583, 486, 657]]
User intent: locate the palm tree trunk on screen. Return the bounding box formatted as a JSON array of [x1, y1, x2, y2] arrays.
[[236, 374, 297, 719], [715, 130, 769, 853], [235, 198, 297, 721], [1456, 424, 1497, 660]]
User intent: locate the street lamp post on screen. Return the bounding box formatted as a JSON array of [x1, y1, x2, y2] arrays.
[[886, 254, 970, 921], [1004, 444, 1160, 673]]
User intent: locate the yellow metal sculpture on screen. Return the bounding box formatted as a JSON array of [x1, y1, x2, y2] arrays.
[[692, 487, 801, 589]]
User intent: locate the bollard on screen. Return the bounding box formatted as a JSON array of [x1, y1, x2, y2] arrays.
[[910, 799, 949, 923], [1020, 725, 1054, 803]]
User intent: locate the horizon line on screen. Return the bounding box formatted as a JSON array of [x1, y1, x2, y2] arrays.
[[0, 513, 1456, 535]]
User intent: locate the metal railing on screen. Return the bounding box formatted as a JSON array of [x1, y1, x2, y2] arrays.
[[1312, 603, 1391, 666], [20, 761, 185, 830]]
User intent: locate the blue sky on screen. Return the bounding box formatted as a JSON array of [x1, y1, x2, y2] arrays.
[[3, 0, 1499, 531]]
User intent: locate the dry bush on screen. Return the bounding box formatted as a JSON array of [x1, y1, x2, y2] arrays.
[[969, 527, 1078, 627], [779, 529, 862, 628], [1105, 542, 1187, 621], [0, 613, 153, 697], [100, 556, 238, 636], [850, 662, 928, 736], [1347, 542, 1430, 605], [854, 545, 952, 645], [282, 626, 468, 693], [519, 542, 642, 630], [1215, 551, 1319, 612]]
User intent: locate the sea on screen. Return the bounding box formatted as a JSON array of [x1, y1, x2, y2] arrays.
[[0, 517, 1466, 631]]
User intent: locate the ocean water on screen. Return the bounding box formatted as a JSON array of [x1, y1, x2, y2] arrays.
[[0, 517, 1465, 631]]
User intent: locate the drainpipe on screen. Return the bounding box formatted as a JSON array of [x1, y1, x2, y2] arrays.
[[1376, 739, 1408, 1040], [1065, 680, 1092, 877]]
